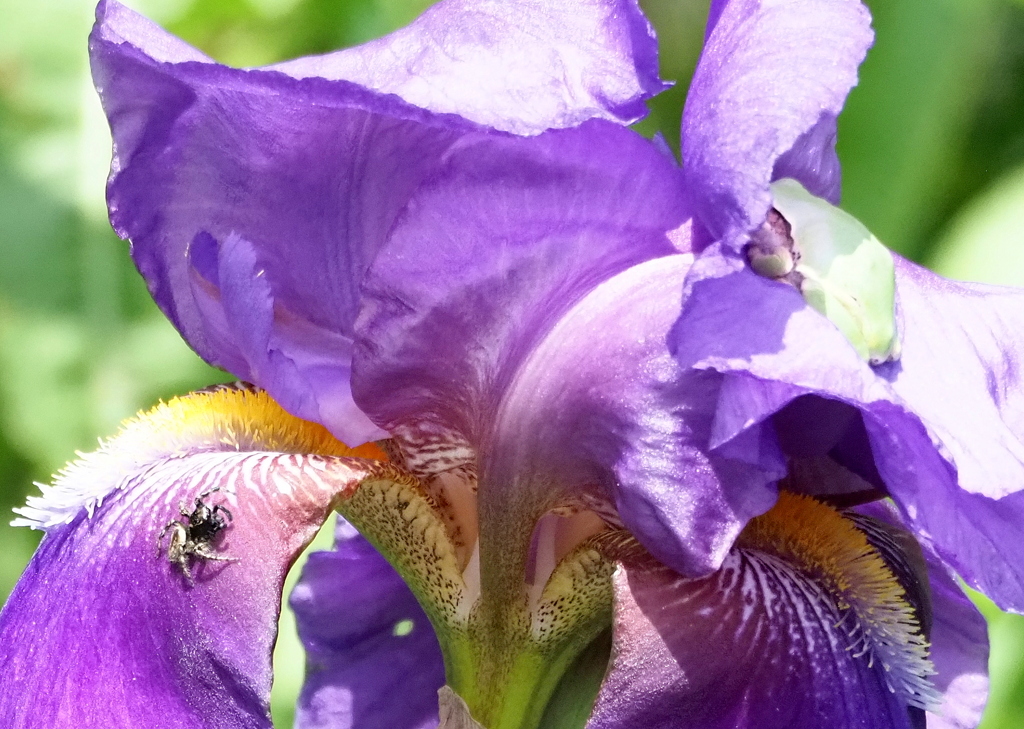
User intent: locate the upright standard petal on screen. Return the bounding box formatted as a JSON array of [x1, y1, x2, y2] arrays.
[[353, 121, 688, 448], [0, 387, 385, 728], [681, 0, 873, 245], [270, 0, 668, 135], [671, 250, 1024, 611], [291, 520, 445, 729], [351, 121, 768, 576], [91, 0, 667, 445]]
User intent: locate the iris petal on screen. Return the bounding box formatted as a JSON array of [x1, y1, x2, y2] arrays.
[[353, 120, 688, 451], [586, 550, 915, 729], [91, 0, 666, 445], [0, 388, 378, 727], [92, 0, 460, 443], [351, 123, 771, 575], [291, 519, 445, 729], [682, 0, 873, 245], [269, 0, 668, 135], [671, 248, 1024, 611], [489, 254, 780, 576]]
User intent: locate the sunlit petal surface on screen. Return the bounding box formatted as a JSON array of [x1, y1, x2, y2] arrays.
[[269, 0, 668, 134]]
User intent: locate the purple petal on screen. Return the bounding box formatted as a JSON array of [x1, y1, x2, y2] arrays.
[[586, 553, 915, 729], [351, 122, 759, 570], [0, 391, 375, 728], [353, 121, 688, 443], [210, 233, 382, 444], [93, 0, 665, 446], [681, 0, 873, 245], [290, 520, 445, 729], [92, 0, 474, 443], [671, 248, 1024, 610], [927, 573, 990, 729], [271, 0, 668, 135], [486, 254, 780, 575]]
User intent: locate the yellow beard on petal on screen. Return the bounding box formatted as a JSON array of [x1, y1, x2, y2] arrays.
[[13, 384, 386, 530], [739, 492, 939, 710], [140, 385, 387, 460]]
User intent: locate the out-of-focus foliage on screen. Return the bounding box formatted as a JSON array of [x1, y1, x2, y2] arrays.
[[0, 0, 1021, 726]]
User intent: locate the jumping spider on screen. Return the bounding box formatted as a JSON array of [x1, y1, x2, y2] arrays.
[[157, 487, 238, 585]]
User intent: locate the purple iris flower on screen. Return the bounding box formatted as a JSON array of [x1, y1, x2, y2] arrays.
[[1, 0, 1020, 727]]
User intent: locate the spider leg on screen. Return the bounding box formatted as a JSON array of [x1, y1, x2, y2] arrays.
[[193, 543, 239, 563], [178, 558, 195, 586], [179, 501, 191, 518], [213, 504, 233, 522], [156, 521, 176, 557], [196, 486, 222, 501]]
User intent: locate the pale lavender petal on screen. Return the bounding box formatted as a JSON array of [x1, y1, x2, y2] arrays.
[[671, 249, 1024, 610], [681, 0, 873, 245], [882, 259, 1024, 502], [271, 0, 668, 135], [291, 520, 444, 729], [586, 554, 915, 729], [0, 391, 373, 728]]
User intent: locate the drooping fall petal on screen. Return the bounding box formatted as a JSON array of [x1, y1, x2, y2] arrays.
[[585, 497, 980, 729], [587, 556, 914, 729], [0, 387, 385, 728]]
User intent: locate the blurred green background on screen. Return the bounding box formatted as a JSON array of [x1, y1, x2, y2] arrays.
[[0, 0, 1022, 725]]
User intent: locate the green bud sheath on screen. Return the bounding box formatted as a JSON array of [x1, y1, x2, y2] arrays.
[[770, 178, 901, 365]]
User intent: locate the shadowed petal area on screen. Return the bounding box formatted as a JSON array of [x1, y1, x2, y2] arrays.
[[681, 0, 873, 245], [291, 520, 445, 729], [271, 0, 668, 135], [0, 388, 381, 728], [585, 553, 914, 729], [671, 250, 1024, 610], [201, 233, 379, 450]]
